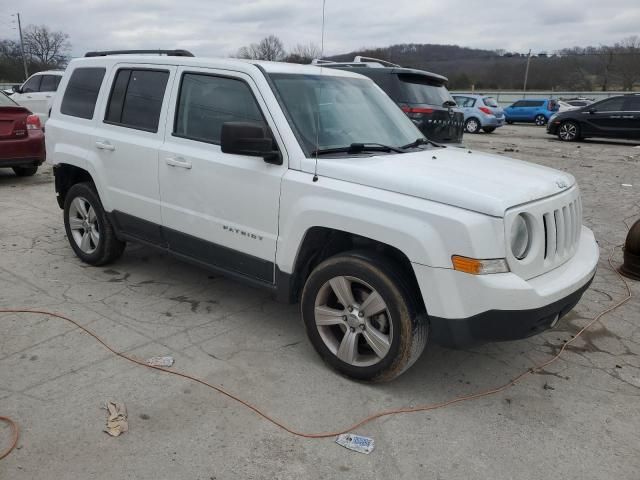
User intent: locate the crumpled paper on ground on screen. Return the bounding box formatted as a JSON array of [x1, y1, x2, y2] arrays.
[[146, 355, 174, 367], [104, 401, 128, 437]]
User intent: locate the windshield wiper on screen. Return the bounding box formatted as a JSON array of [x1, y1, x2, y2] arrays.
[[311, 142, 406, 156], [401, 137, 442, 149]]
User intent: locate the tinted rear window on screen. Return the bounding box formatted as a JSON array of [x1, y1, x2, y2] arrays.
[[395, 74, 452, 106], [483, 97, 499, 107], [40, 75, 61, 92], [105, 69, 169, 132], [624, 96, 640, 111], [60, 68, 106, 119]]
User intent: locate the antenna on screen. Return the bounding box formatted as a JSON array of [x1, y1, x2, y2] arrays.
[[313, 0, 326, 183]]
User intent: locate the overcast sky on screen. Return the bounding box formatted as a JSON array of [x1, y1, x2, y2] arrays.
[[2, 0, 639, 58]]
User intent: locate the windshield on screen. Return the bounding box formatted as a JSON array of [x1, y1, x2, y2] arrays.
[[269, 73, 422, 155], [0, 92, 18, 107], [396, 74, 453, 106]]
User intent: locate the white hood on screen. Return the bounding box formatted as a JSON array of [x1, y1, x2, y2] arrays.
[[316, 147, 575, 217]]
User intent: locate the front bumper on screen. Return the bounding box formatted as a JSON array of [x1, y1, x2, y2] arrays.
[[547, 121, 561, 135], [413, 227, 599, 346]]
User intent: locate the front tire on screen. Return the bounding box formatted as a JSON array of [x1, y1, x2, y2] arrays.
[[558, 121, 580, 142], [534, 114, 547, 126], [464, 118, 481, 134], [12, 166, 38, 177], [301, 251, 428, 382], [63, 182, 125, 265]]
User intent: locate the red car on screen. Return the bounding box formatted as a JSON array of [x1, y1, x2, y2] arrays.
[[0, 91, 45, 176]]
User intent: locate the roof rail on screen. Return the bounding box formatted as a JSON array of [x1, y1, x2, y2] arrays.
[[84, 49, 195, 58], [353, 56, 400, 68], [311, 59, 335, 65]]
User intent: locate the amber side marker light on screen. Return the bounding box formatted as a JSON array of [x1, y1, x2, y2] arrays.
[[620, 219, 640, 281], [452, 256, 509, 275]]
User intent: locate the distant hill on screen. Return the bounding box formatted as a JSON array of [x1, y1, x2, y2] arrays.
[[327, 42, 639, 91]]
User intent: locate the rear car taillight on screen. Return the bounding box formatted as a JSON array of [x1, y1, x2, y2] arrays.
[[26, 114, 42, 130], [401, 105, 435, 119], [478, 106, 493, 116]]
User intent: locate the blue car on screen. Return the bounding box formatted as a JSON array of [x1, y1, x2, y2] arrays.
[[504, 99, 559, 126], [452, 94, 505, 134]]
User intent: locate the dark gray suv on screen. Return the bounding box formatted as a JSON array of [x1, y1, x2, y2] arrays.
[[318, 57, 464, 144]]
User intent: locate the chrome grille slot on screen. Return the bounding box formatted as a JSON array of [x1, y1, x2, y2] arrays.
[[543, 198, 581, 264], [506, 186, 582, 280]]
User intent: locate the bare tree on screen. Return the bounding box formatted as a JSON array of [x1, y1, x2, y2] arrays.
[[23, 25, 70, 68], [235, 35, 285, 62], [285, 43, 321, 63], [613, 36, 640, 91]]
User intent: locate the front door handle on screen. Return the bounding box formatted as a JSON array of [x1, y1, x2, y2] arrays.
[[166, 156, 192, 169], [95, 140, 115, 151]]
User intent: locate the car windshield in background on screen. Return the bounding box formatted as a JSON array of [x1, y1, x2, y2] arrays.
[[396, 74, 453, 106], [483, 97, 499, 107], [0, 92, 18, 107], [270, 73, 422, 155]]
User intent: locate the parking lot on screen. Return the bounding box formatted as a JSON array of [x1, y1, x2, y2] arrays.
[[1, 124, 639, 479]]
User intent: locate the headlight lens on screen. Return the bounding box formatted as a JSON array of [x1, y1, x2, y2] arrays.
[[510, 214, 530, 259]]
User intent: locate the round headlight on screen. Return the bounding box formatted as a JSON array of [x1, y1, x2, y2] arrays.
[[510, 214, 530, 260]]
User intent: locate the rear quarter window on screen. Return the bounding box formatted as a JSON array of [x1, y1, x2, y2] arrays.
[[483, 97, 499, 107], [60, 67, 106, 120]]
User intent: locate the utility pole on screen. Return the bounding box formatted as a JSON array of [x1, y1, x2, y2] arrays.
[[522, 49, 532, 98], [14, 13, 29, 80]]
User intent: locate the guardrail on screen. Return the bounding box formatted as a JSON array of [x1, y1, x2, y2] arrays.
[[450, 91, 629, 107]]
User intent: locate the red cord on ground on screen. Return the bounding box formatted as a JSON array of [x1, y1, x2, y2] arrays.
[[0, 245, 633, 459]]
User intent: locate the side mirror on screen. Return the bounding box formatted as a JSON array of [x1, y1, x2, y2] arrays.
[[442, 100, 457, 108], [12, 85, 21, 94], [220, 122, 282, 165]]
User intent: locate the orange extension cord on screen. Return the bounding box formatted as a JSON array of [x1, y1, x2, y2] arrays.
[[0, 245, 633, 459]]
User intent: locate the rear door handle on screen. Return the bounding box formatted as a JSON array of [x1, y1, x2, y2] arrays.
[[95, 140, 115, 151], [166, 156, 192, 169]]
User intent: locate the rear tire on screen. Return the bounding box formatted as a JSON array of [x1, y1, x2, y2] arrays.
[[12, 166, 38, 177], [558, 121, 581, 142], [464, 118, 481, 134], [534, 114, 547, 126], [63, 182, 126, 266], [482, 127, 496, 133], [301, 251, 428, 382]]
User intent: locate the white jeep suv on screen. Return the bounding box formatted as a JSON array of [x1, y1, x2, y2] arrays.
[[46, 50, 599, 381]]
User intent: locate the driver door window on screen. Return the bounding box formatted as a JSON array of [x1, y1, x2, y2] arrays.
[[174, 73, 266, 144]]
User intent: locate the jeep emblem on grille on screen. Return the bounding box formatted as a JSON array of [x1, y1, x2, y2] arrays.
[[556, 179, 568, 189]]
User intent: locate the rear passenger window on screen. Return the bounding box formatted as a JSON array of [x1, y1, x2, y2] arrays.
[[61, 68, 106, 119], [105, 69, 169, 132], [624, 96, 640, 111], [174, 73, 266, 144], [40, 75, 61, 92]]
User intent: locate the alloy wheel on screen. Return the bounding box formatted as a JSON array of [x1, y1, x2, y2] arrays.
[[559, 122, 577, 141], [68, 196, 100, 254], [313, 275, 393, 367], [535, 115, 547, 126], [465, 119, 479, 133]]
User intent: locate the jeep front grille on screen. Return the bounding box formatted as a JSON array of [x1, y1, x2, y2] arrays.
[[542, 196, 582, 262]]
